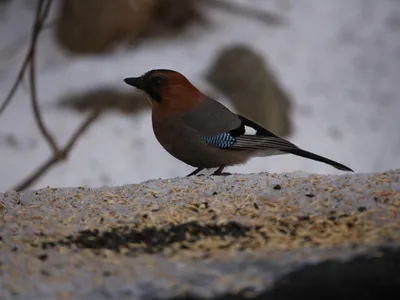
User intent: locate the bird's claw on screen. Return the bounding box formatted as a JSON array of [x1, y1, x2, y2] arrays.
[[212, 172, 231, 176]]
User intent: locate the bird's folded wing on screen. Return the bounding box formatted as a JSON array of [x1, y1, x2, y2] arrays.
[[196, 112, 299, 151], [231, 135, 298, 151], [181, 99, 299, 151], [181, 97, 242, 136], [200, 133, 298, 150]]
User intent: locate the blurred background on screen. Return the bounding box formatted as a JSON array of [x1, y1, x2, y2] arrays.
[[0, 0, 399, 192]]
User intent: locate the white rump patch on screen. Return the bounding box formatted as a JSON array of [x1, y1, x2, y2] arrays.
[[244, 125, 257, 135]]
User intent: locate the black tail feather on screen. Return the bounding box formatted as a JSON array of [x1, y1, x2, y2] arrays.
[[284, 148, 354, 172]]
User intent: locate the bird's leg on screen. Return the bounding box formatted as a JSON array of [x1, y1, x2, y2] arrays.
[[187, 168, 204, 176], [212, 166, 231, 176]]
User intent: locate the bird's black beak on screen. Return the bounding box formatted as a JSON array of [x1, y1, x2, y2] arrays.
[[123, 77, 146, 90]]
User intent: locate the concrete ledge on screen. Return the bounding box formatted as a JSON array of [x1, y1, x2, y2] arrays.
[[1, 170, 399, 299]]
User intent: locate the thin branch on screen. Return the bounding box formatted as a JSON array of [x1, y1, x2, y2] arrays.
[[29, 0, 59, 154], [16, 0, 59, 154], [13, 110, 102, 192], [41, 20, 59, 31], [29, 38, 59, 154], [0, 0, 53, 117], [0, 19, 59, 60], [0, 44, 32, 116], [36, 0, 46, 16], [1, 0, 102, 192], [63, 111, 101, 154], [38, 0, 53, 24]]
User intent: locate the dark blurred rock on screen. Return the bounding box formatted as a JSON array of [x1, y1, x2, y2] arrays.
[[55, 0, 202, 54], [57, 88, 149, 114], [206, 45, 292, 137], [173, 248, 400, 300], [151, 0, 203, 35], [261, 248, 400, 300]]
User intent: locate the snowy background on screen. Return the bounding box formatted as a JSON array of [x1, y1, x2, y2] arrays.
[[0, 0, 399, 192]]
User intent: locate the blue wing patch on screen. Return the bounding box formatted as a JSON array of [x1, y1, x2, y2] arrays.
[[200, 133, 236, 149]]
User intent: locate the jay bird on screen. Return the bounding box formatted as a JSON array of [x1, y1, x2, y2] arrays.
[[124, 69, 353, 176]]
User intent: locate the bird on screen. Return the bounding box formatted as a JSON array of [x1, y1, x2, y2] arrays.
[[123, 69, 353, 176]]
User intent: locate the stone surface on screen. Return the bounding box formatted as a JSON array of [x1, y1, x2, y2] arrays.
[[206, 45, 292, 137], [0, 169, 400, 299]]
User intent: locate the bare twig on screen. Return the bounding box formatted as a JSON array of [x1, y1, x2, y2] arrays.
[[4, 0, 59, 154], [0, 0, 53, 117], [0, 20, 59, 60], [38, 0, 53, 24], [41, 20, 59, 31], [13, 110, 101, 192], [29, 1, 60, 153], [0, 44, 32, 116], [0, 0, 102, 191], [63, 112, 101, 154], [29, 38, 59, 154]]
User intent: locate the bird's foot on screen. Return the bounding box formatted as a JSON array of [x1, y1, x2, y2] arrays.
[[212, 172, 231, 176], [212, 166, 230, 176], [187, 168, 204, 177]]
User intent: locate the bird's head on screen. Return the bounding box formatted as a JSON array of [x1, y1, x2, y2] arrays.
[[124, 69, 204, 112]]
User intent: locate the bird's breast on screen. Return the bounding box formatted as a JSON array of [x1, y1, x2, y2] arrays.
[[151, 114, 195, 158], [151, 114, 251, 168]]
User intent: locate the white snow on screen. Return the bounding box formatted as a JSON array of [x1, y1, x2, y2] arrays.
[[0, 0, 399, 192]]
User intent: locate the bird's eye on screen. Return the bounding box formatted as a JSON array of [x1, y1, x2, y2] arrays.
[[151, 75, 165, 87]]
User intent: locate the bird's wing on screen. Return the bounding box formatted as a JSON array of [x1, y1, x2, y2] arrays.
[[182, 101, 353, 171], [181, 97, 242, 136], [182, 98, 298, 151], [228, 115, 299, 151]]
